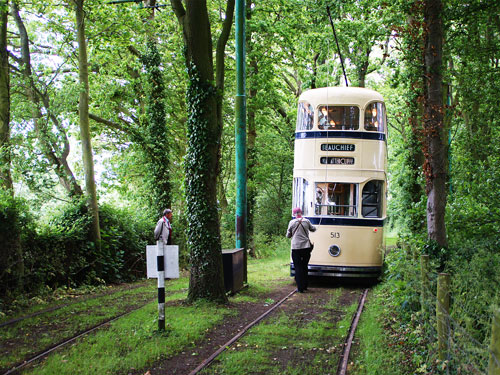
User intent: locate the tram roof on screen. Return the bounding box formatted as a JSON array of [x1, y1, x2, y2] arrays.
[[298, 87, 384, 107]]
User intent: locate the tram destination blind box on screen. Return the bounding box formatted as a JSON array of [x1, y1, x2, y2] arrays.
[[146, 245, 179, 279]]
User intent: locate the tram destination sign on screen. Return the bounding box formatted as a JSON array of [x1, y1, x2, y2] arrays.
[[321, 143, 355, 152], [320, 157, 355, 165]]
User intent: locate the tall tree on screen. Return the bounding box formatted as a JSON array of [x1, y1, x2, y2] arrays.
[[0, 0, 23, 293], [423, 0, 447, 248], [141, 0, 172, 212], [0, 0, 10, 192], [394, 0, 427, 235], [74, 0, 101, 248], [170, 0, 234, 303], [11, 2, 83, 197]]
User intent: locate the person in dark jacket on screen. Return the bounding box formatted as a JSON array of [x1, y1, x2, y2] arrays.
[[286, 207, 316, 293]]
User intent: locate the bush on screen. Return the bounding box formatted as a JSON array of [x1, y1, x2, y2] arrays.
[[448, 242, 500, 342], [2, 200, 153, 307], [0, 190, 32, 300], [253, 234, 290, 259]]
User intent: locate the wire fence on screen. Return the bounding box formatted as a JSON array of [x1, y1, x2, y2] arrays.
[[418, 256, 498, 375]]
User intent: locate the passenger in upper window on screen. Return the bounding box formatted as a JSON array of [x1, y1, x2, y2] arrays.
[[319, 106, 329, 129]]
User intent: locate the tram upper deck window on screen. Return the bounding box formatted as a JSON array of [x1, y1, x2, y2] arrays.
[[315, 182, 357, 217], [364, 102, 386, 132], [318, 106, 359, 130], [296, 102, 314, 130], [362, 180, 383, 218]]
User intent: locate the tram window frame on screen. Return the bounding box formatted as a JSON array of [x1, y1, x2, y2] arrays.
[[293, 177, 311, 216], [361, 180, 384, 218], [296, 101, 314, 131], [364, 102, 386, 132], [317, 105, 360, 131], [314, 182, 358, 217]]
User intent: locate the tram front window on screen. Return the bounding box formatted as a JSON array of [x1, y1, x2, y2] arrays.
[[318, 106, 359, 130], [296, 102, 314, 130], [364, 102, 386, 132], [315, 182, 357, 216]]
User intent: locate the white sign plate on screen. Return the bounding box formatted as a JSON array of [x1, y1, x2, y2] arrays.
[[146, 244, 179, 279]]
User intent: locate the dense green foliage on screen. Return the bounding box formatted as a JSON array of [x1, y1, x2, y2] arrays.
[[0, 195, 150, 306]]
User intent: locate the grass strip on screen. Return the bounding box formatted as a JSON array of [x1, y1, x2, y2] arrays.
[[0, 280, 188, 370], [350, 286, 411, 375]]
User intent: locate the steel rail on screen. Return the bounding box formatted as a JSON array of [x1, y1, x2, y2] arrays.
[[1, 298, 156, 375], [188, 288, 297, 375], [337, 288, 368, 375]]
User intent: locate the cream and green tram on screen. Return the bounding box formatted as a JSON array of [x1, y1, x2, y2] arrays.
[[291, 87, 387, 278]]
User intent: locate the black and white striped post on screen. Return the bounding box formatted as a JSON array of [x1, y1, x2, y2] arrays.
[[156, 239, 165, 331]]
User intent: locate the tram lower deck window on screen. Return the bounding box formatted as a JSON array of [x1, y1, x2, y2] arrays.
[[362, 180, 383, 218], [315, 182, 357, 216]]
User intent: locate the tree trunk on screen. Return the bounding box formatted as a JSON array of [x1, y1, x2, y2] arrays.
[[0, 0, 23, 292], [171, 0, 232, 303], [423, 0, 447, 248], [74, 0, 101, 249], [0, 0, 11, 192]]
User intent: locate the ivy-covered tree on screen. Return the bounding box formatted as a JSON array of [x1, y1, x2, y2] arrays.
[[170, 0, 234, 303]]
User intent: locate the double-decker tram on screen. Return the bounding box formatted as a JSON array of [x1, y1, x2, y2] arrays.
[[291, 87, 387, 278]]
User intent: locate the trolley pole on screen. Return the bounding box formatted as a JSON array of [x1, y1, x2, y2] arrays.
[[235, 0, 247, 282], [156, 240, 165, 331]]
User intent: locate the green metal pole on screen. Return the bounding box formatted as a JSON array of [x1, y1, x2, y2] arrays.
[[235, 0, 247, 281]]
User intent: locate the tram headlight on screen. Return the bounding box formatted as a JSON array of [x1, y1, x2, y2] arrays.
[[329, 245, 341, 257]]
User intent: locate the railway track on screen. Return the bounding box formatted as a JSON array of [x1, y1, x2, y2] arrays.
[[0, 281, 175, 375], [2, 285, 369, 375], [2, 304, 151, 375], [186, 287, 368, 375], [0, 281, 153, 329]]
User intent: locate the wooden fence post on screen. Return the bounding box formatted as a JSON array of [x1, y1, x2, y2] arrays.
[[437, 273, 450, 361], [489, 307, 500, 375], [420, 255, 430, 315]]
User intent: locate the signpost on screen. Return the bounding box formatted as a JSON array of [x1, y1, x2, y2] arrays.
[[146, 244, 179, 330]]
